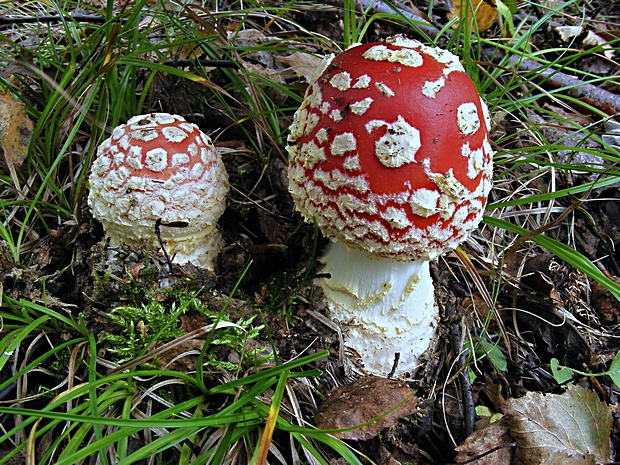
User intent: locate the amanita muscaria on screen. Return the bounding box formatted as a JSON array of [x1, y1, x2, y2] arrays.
[[88, 113, 229, 270], [287, 37, 493, 377]]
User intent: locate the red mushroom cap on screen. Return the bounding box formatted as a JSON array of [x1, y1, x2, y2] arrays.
[[287, 37, 493, 260], [88, 113, 229, 267]]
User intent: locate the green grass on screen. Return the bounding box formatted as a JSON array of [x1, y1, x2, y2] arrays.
[[0, 342, 341, 464], [0, 274, 364, 464], [1, 0, 619, 462]]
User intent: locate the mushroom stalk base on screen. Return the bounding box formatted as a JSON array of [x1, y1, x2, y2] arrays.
[[318, 241, 438, 378], [105, 226, 222, 270]]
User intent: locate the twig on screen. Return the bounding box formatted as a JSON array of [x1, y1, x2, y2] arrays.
[[458, 443, 519, 464], [324, 0, 620, 114], [502, 198, 582, 264], [0, 15, 108, 25], [444, 302, 476, 438], [162, 58, 240, 69], [514, 57, 620, 114], [351, 0, 440, 39], [154, 218, 177, 273]]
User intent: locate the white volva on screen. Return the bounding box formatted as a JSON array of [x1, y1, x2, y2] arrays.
[[319, 242, 438, 377]]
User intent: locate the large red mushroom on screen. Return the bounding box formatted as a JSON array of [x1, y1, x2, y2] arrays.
[[287, 37, 493, 377], [88, 113, 229, 270]]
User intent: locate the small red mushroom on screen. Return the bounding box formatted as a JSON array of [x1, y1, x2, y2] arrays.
[[88, 113, 229, 270], [287, 37, 493, 377]]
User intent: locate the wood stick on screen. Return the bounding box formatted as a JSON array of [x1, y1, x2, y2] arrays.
[[325, 0, 620, 114]]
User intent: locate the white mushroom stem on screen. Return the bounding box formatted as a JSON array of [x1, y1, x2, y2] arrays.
[[318, 241, 439, 378]]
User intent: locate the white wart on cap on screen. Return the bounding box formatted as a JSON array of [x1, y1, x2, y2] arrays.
[[88, 113, 229, 269]]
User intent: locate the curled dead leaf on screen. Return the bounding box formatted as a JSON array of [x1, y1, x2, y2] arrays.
[[275, 52, 328, 83], [555, 26, 614, 59], [314, 377, 418, 441], [454, 416, 515, 464]]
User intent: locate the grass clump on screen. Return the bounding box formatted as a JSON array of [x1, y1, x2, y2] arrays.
[[0, 271, 361, 464]]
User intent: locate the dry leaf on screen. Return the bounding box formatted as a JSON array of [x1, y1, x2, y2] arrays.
[[454, 416, 515, 464], [0, 88, 33, 186], [591, 279, 620, 325], [555, 26, 614, 59], [503, 385, 611, 465], [275, 52, 330, 83], [314, 377, 418, 441], [448, 0, 498, 32], [126, 262, 145, 280]]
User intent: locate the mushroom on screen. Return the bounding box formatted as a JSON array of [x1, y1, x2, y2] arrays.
[[88, 113, 229, 270], [287, 37, 493, 377]]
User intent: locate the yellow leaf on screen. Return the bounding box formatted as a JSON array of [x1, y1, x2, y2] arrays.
[[0, 88, 33, 187], [449, 0, 498, 32]]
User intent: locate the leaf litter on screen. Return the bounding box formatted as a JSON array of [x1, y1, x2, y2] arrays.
[[503, 385, 612, 465]]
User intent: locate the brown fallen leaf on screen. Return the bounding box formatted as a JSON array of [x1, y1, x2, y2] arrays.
[[454, 416, 515, 464], [591, 279, 620, 325], [314, 377, 418, 441], [126, 262, 145, 280], [154, 338, 204, 372], [503, 385, 611, 465], [0, 88, 33, 187]]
